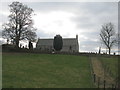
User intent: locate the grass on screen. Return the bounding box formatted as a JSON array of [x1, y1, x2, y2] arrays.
[[99, 56, 118, 79], [91, 57, 116, 88], [2, 53, 93, 88]]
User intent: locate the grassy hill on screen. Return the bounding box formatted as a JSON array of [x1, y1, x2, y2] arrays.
[[2, 53, 93, 88], [99, 56, 118, 79]]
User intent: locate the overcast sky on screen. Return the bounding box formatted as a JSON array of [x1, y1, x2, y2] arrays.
[[0, 0, 118, 53]]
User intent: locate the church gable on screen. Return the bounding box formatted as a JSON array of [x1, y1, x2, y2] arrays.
[[36, 36, 79, 52], [63, 39, 78, 46]]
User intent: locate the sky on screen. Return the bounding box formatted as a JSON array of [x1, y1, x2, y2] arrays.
[[0, 0, 119, 53]]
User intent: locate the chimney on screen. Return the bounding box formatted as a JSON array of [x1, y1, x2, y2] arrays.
[[76, 35, 78, 40]]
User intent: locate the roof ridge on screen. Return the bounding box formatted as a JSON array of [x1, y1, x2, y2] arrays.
[[38, 38, 76, 40]]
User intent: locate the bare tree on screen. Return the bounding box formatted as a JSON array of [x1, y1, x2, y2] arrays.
[[2, 1, 37, 48], [100, 22, 116, 54]]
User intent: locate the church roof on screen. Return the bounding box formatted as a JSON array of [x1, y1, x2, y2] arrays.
[[63, 38, 78, 46], [37, 38, 78, 46], [37, 39, 53, 46]]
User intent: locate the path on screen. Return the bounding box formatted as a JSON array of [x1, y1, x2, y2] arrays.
[[91, 57, 115, 88]]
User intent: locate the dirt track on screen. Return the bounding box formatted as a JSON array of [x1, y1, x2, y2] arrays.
[[91, 57, 115, 88]]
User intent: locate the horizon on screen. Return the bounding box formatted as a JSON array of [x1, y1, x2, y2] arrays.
[[0, 1, 118, 54]]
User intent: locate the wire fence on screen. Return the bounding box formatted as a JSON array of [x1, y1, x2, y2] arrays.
[[89, 56, 118, 89], [92, 73, 117, 89]]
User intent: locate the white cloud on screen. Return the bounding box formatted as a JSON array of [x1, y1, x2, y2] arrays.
[[0, 2, 118, 53], [1, 0, 119, 2], [33, 11, 79, 37], [0, 11, 9, 17]]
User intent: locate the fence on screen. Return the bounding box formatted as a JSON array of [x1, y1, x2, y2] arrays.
[[98, 56, 118, 79], [98, 56, 118, 89], [89, 56, 118, 89], [92, 73, 117, 89]]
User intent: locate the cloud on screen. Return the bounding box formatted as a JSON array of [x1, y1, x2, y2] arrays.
[[36, 29, 55, 38], [0, 2, 118, 53], [80, 40, 99, 52], [33, 10, 78, 37], [1, 0, 119, 2], [71, 2, 118, 31]]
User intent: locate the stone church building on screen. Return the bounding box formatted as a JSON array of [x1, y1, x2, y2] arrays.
[[36, 35, 79, 52]]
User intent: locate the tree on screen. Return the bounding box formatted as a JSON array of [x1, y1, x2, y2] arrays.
[[100, 22, 116, 54], [53, 35, 63, 51], [29, 41, 33, 50], [2, 1, 37, 48]]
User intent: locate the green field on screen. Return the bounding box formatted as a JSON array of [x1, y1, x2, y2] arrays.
[[2, 53, 93, 88], [99, 56, 118, 79]]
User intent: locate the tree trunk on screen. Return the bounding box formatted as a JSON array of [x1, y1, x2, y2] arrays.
[[108, 47, 111, 55], [15, 41, 19, 48], [15, 36, 19, 48]]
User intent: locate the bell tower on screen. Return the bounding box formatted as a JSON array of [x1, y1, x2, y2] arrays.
[[76, 34, 79, 52], [76, 34, 78, 40]]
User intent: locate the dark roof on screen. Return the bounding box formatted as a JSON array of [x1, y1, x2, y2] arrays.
[[37, 38, 78, 46]]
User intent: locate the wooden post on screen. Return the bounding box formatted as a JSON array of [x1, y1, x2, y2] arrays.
[[112, 84, 114, 90], [93, 74, 96, 83], [98, 77, 100, 88], [115, 84, 117, 90], [104, 80, 106, 90]]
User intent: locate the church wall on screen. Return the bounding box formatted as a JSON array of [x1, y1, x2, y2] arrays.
[[36, 37, 79, 52], [61, 45, 78, 52]]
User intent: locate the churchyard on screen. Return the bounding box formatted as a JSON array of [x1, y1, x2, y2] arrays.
[[2, 53, 118, 88]]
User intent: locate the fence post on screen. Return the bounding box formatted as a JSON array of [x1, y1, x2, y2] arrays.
[[115, 84, 117, 90], [104, 80, 106, 90], [98, 77, 100, 88], [112, 84, 114, 90], [93, 73, 96, 83]]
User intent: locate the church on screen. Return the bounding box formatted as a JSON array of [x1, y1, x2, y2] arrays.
[[36, 35, 79, 52]]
